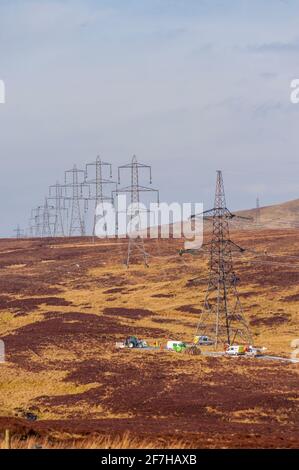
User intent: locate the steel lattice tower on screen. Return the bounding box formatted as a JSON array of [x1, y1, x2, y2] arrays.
[[195, 171, 252, 348], [117, 155, 159, 267], [42, 198, 54, 237], [256, 196, 261, 226], [85, 156, 116, 239], [49, 181, 67, 237], [13, 225, 24, 239], [28, 217, 35, 238], [64, 165, 89, 237], [28, 209, 37, 237], [32, 206, 43, 237]]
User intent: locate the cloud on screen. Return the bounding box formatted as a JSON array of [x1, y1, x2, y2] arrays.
[[1, 0, 299, 235], [248, 39, 299, 54]]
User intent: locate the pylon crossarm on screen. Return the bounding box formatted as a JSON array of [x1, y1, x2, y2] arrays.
[[117, 185, 157, 193], [86, 177, 114, 185], [226, 240, 246, 253], [230, 211, 254, 221], [191, 208, 233, 220], [179, 242, 210, 256]]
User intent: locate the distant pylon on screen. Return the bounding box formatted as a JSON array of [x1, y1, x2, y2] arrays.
[[256, 197, 261, 225], [13, 225, 24, 239], [85, 156, 116, 240], [64, 165, 89, 237], [28, 216, 35, 238], [42, 198, 54, 237], [28, 207, 38, 237], [192, 171, 252, 348], [117, 155, 159, 267], [49, 181, 67, 237], [32, 206, 43, 237]]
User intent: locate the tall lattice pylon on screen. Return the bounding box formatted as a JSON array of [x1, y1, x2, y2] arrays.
[[85, 156, 117, 239], [193, 171, 252, 348], [117, 155, 159, 267], [49, 181, 67, 237], [64, 165, 89, 237], [42, 198, 54, 237]]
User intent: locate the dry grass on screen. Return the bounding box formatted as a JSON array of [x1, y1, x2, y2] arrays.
[[0, 232, 298, 448], [1, 431, 191, 449]]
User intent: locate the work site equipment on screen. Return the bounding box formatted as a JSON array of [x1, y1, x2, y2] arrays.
[[184, 345, 201, 356], [115, 336, 148, 349], [166, 340, 187, 352]]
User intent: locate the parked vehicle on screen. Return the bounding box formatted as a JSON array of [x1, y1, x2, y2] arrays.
[[245, 345, 265, 357], [225, 345, 246, 356], [193, 335, 214, 346], [166, 340, 187, 352], [125, 336, 148, 348], [115, 336, 147, 349]]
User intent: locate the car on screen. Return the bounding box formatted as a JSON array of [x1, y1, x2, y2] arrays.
[[245, 345, 265, 357]]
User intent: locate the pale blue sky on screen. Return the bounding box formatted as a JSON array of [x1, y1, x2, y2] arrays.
[[0, 0, 299, 236]]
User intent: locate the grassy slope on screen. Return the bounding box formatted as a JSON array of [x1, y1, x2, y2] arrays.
[[0, 231, 298, 448]]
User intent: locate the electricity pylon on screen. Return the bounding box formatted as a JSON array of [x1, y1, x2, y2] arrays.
[[256, 196, 261, 226], [13, 225, 24, 239], [85, 156, 117, 239], [31, 206, 43, 237], [117, 155, 159, 267], [63, 165, 90, 237], [190, 171, 252, 349], [28, 209, 38, 237], [49, 181, 67, 237], [42, 198, 54, 237]]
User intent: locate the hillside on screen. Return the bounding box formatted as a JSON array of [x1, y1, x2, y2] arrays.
[[237, 198, 299, 229], [0, 230, 298, 448]]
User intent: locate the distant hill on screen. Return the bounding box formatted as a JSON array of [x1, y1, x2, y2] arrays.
[[236, 198, 299, 229]]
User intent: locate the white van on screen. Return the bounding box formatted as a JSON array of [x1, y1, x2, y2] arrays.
[[166, 340, 184, 351], [225, 345, 245, 356]]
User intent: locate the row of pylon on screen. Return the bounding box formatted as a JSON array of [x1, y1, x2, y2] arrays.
[[15, 155, 158, 241]]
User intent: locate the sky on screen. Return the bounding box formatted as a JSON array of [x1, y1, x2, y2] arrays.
[[0, 0, 299, 236]]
